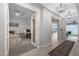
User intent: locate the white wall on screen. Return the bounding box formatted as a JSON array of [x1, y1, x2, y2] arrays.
[[0, 3, 9, 56], [38, 9, 54, 47], [59, 18, 66, 40], [38, 8, 66, 47], [9, 16, 31, 33]]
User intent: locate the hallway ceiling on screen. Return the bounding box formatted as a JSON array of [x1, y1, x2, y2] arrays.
[[9, 3, 79, 22], [9, 3, 35, 20], [41, 3, 78, 19]]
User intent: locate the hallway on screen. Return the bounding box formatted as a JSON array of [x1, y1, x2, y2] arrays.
[[20, 32, 79, 56], [20, 39, 65, 56], [20, 38, 79, 56], [0, 3, 79, 56]]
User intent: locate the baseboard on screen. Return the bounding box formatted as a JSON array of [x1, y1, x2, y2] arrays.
[[4, 51, 9, 56], [31, 41, 37, 47], [38, 42, 51, 48]]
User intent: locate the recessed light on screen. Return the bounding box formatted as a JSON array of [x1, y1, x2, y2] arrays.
[[15, 10, 20, 16]]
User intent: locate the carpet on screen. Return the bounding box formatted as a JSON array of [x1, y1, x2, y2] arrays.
[[48, 40, 75, 56]]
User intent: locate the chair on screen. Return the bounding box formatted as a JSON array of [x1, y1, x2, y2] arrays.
[[19, 33, 26, 39]]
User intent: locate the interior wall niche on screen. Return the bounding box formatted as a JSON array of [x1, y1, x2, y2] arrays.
[[9, 22, 19, 27]]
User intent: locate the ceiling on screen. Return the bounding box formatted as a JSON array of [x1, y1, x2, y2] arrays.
[[9, 3, 79, 23], [41, 3, 78, 20], [9, 3, 35, 20], [30, 3, 44, 9]]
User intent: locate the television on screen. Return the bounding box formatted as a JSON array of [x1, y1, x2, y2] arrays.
[[26, 29, 30, 32], [9, 31, 14, 34]]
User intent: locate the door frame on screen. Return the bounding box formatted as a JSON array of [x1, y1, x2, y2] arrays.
[[31, 14, 37, 47], [51, 17, 60, 41], [6, 3, 38, 56]]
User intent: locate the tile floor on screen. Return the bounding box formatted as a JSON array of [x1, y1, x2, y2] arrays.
[[68, 36, 79, 56], [9, 38, 36, 56], [20, 33, 79, 56]]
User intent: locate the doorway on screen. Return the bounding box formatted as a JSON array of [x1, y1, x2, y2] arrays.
[[9, 3, 36, 56], [66, 19, 78, 42], [51, 18, 59, 42]]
